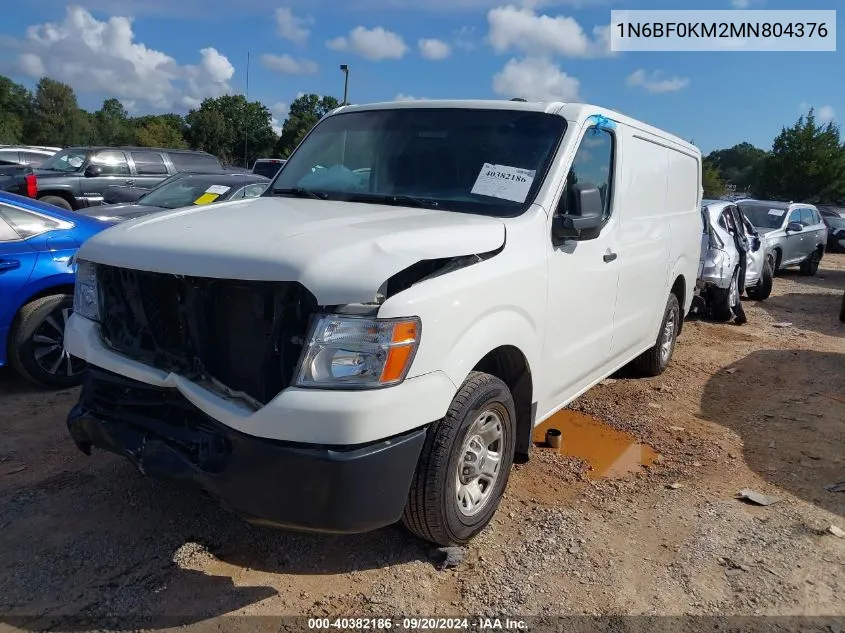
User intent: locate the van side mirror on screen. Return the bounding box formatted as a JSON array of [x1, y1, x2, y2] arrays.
[[552, 183, 604, 241], [785, 221, 803, 233], [84, 164, 102, 177]]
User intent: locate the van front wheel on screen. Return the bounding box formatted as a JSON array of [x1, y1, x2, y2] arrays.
[[631, 293, 681, 377], [402, 371, 516, 546]]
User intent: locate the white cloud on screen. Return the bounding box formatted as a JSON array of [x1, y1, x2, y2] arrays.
[[487, 5, 612, 58], [453, 26, 477, 51], [18, 52, 45, 77], [260, 53, 318, 74], [626, 69, 689, 94], [418, 38, 451, 60], [270, 101, 289, 135], [817, 105, 836, 123], [394, 93, 428, 101], [801, 102, 836, 124], [12, 6, 234, 110], [274, 7, 312, 44], [492, 57, 580, 102], [326, 26, 408, 60]]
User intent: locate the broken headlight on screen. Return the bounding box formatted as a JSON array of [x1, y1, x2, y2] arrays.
[[73, 260, 100, 322], [295, 315, 421, 389]]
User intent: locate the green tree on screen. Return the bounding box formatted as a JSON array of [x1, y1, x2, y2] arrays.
[[25, 78, 92, 146], [132, 114, 188, 148], [0, 75, 32, 144], [755, 108, 845, 203], [185, 95, 277, 166], [275, 94, 340, 157], [702, 161, 725, 198], [705, 142, 768, 192], [93, 98, 132, 145]]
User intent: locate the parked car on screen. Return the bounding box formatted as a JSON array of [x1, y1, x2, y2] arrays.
[[0, 147, 226, 211], [0, 145, 60, 168], [64, 100, 703, 546], [0, 191, 109, 387], [252, 158, 286, 178], [820, 208, 845, 253], [737, 200, 827, 276], [698, 200, 773, 321], [78, 172, 270, 223]]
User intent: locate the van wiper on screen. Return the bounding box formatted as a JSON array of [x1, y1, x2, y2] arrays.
[[346, 193, 439, 209], [273, 187, 328, 200]]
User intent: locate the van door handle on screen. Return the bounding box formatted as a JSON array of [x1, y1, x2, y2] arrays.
[[125, 179, 135, 186], [0, 259, 21, 272], [603, 252, 618, 263]]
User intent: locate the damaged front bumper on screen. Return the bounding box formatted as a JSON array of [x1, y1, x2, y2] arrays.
[[67, 367, 428, 533]]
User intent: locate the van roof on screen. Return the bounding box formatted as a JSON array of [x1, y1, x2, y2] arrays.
[[331, 99, 699, 155]]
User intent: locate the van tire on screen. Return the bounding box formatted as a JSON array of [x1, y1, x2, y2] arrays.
[[631, 293, 680, 377], [39, 195, 73, 211], [746, 257, 773, 301], [402, 371, 516, 546]]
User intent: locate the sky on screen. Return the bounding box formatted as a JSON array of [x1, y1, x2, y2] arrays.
[[0, 0, 841, 154]]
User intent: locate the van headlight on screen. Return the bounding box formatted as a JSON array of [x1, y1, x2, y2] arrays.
[[294, 315, 421, 389], [73, 260, 100, 322]]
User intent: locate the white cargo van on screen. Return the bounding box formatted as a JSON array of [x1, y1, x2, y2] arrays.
[[65, 100, 702, 545]]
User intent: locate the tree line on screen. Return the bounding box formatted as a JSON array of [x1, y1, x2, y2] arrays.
[[702, 109, 845, 204], [2, 73, 844, 204], [0, 74, 339, 168]]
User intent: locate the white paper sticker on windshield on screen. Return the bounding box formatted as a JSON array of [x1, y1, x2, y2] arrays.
[[206, 185, 231, 195], [68, 156, 84, 168], [471, 163, 536, 203], [768, 209, 785, 217]]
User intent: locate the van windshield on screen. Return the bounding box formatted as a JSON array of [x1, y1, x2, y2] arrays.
[[270, 108, 567, 217]]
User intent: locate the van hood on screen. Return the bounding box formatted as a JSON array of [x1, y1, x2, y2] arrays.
[[78, 196, 506, 305]]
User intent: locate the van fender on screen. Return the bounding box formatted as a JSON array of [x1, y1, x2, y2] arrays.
[[438, 307, 539, 398]]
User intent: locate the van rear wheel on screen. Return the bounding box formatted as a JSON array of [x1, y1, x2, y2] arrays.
[[746, 257, 773, 301], [401, 371, 516, 546], [631, 293, 680, 377]]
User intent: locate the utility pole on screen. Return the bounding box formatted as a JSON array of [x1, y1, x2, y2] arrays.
[[340, 64, 349, 105]]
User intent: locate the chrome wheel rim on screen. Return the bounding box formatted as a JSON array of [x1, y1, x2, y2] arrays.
[[31, 307, 85, 377], [660, 308, 677, 364], [455, 409, 504, 517]]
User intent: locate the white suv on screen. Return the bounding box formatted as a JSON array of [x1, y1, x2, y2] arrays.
[[65, 100, 703, 545]]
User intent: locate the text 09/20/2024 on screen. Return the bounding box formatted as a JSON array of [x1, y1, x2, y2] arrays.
[[308, 618, 528, 630]]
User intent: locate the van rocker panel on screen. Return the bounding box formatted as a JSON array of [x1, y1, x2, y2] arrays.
[[67, 368, 428, 534]]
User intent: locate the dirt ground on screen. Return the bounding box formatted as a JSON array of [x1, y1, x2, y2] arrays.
[[0, 255, 843, 630]]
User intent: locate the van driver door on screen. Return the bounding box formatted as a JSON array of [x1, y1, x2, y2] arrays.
[[539, 122, 620, 414]]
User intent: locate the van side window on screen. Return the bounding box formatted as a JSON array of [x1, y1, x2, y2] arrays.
[[799, 208, 815, 226], [559, 126, 614, 218], [787, 209, 801, 225]]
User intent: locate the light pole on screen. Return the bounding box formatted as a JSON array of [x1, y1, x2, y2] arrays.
[[340, 64, 349, 105]]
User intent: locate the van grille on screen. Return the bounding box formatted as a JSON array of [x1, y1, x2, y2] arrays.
[[97, 265, 318, 405]]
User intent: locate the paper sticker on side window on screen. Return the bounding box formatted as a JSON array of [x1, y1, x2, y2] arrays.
[[206, 185, 230, 195], [768, 209, 786, 217], [471, 163, 536, 203]]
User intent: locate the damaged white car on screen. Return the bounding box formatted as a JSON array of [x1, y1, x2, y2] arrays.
[[64, 100, 703, 545], [697, 200, 774, 322]]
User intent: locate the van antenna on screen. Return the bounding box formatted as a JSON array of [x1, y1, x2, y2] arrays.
[[243, 51, 250, 177]]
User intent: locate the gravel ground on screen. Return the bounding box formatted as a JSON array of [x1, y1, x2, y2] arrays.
[[0, 255, 843, 630]]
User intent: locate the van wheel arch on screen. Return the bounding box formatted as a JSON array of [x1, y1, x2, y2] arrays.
[[670, 275, 686, 335], [470, 346, 533, 463]]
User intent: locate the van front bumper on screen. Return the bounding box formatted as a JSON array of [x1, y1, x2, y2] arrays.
[[67, 368, 428, 534]]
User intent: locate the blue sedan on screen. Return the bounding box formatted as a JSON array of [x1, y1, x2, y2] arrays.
[[0, 191, 109, 387]]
